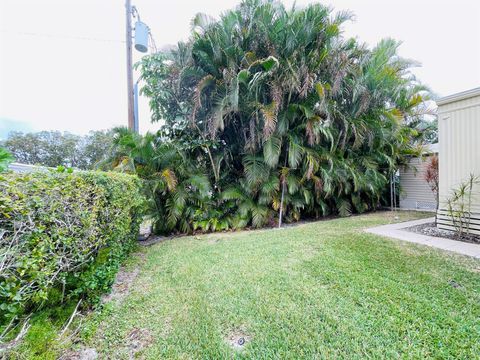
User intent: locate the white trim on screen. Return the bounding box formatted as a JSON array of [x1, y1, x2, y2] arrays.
[[437, 101, 480, 115], [398, 207, 436, 213], [10, 162, 39, 169], [8, 163, 49, 173], [436, 87, 480, 106]]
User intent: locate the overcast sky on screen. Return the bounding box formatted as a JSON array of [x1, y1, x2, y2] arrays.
[[0, 0, 479, 136]]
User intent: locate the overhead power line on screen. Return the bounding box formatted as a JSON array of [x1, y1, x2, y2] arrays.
[[0, 30, 125, 44]]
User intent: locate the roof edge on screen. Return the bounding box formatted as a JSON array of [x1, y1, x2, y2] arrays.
[[436, 87, 480, 106]]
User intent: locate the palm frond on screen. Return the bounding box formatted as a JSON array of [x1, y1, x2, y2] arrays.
[[263, 135, 282, 168], [160, 168, 178, 191]]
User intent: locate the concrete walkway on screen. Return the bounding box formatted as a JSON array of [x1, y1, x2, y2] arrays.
[[365, 217, 480, 259]]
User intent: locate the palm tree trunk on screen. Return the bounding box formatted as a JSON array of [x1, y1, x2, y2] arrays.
[[193, 123, 220, 191], [278, 179, 286, 228], [204, 144, 220, 191], [278, 148, 288, 228]]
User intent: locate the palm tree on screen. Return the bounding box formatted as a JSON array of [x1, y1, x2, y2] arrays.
[[101, 128, 212, 234], [135, 0, 432, 230]]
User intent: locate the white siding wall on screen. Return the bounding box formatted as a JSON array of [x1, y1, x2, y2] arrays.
[[400, 157, 437, 211], [437, 89, 480, 235]]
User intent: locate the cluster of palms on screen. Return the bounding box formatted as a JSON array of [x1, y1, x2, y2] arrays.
[[107, 0, 433, 234]]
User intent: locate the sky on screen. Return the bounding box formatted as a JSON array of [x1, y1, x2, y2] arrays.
[[0, 0, 479, 137]]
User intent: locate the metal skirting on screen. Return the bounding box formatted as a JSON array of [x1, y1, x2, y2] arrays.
[[400, 200, 437, 211], [436, 209, 480, 236]]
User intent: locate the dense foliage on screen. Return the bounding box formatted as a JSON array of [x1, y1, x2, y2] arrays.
[[100, 128, 214, 234], [0, 147, 13, 172], [2, 130, 115, 169], [111, 0, 434, 234], [0, 170, 145, 321]]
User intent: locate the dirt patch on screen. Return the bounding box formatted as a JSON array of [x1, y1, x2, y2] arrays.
[[225, 328, 252, 351], [126, 328, 153, 358], [102, 267, 139, 303], [60, 347, 98, 360], [448, 280, 463, 289], [207, 237, 222, 244], [160, 317, 172, 338], [404, 222, 480, 244], [138, 235, 173, 247], [133, 252, 147, 265]]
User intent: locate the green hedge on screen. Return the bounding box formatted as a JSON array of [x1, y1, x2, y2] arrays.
[[0, 171, 145, 321]]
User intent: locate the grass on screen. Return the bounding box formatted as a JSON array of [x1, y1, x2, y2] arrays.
[[13, 211, 480, 359], [4, 300, 79, 359], [74, 211, 480, 359]]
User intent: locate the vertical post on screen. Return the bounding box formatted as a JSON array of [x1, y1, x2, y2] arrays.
[[393, 171, 397, 211], [278, 180, 285, 228], [278, 151, 288, 228], [390, 173, 393, 211], [125, 0, 135, 131], [134, 81, 139, 133]]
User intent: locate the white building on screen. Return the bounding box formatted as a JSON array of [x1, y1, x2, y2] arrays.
[[436, 87, 480, 235], [399, 144, 438, 211], [8, 162, 48, 173]]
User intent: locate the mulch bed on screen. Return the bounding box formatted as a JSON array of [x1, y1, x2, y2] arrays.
[[404, 222, 480, 245]]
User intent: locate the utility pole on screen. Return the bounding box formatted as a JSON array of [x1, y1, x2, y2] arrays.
[[125, 0, 135, 131]]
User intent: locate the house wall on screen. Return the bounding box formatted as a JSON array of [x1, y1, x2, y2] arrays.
[[399, 156, 437, 211], [436, 88, 480, 235], [8, 163, 48, 173]]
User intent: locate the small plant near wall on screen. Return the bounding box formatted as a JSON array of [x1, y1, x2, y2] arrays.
[[446, 173, 480, 237], [424, 154, 439, 209]]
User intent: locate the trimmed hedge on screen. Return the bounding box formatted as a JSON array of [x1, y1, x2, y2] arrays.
[[0, 170, 145, 321]]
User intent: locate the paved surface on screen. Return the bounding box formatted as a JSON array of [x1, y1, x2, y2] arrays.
[[365, 217, 480, 258]]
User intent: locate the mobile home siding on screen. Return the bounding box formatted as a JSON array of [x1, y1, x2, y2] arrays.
[[399, 157, 437, 211], [437, 88, 480, 235]]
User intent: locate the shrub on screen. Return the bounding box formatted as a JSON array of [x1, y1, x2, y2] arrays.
[[424, 154, 439, 208], [0, 170, 145, 321], [0, 147, 13, 172], [446, 173, 480, 237]]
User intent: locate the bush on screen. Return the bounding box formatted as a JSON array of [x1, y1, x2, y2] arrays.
[[0, 147, 13, 172], [446, 173, 480, 237], [0, 170, 145, 321]]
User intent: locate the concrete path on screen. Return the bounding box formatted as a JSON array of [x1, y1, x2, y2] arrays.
[[365, 217, 480, 259]]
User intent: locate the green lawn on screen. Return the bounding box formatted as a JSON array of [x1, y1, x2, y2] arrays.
[[76, 211, 479, 359]]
